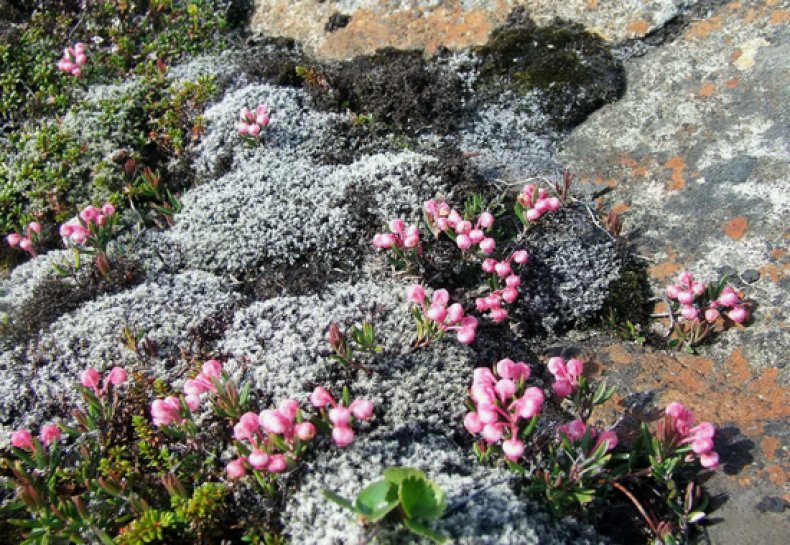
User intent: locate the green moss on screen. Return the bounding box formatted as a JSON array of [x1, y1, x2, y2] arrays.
[[599, 264, 653, 342]]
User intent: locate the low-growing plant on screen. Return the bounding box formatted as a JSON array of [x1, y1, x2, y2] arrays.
[[54, 202, 120, 278], [324, 467, 448, 544], [327, 321, 382, 374], [237, 104, 271, 145], [407, 284, 479, 346]]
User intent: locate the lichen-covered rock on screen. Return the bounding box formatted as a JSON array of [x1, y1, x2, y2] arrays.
[[284, 428, 605, 545]]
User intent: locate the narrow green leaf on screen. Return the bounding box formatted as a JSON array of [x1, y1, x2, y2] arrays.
[[322, 489, 355, 512], [403, 517, 448, 544]]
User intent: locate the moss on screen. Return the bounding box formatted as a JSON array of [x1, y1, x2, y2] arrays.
[[473, 14, 625, 128], [598, 253, 653, 338]]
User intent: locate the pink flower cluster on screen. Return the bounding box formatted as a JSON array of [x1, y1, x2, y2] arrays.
[[237, 105, 270, 138], [464, 359, 545, 462], [227, 400, 315, 479], [517, 184, 561, 222], [476, 250, 529, 322], [547, 357, 583, 398], [310, 387, 374, 448], [557, 419, 618, 452], [408, 284, 479, 345], [424, 199, 496, 253], [11, 423, 62, 451], [6, 222, 42, 257], [80, 366, 128, 397], [665, 271, 748, 324], [57, 42, 87, 77], [664, 402, 719, 469], [59, 203, 116, 246], [372, 219, 420, 251], [150, 359, 222, 426]]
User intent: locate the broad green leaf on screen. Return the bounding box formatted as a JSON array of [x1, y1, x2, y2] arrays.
[[354, 480, 399, 522], [403, 517, 448, 544], [399, 475, 447, 521], [383, 467, 425, 485]]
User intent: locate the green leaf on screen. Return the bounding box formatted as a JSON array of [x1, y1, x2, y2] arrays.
[[354, 480, 399, 522], [399, 475, 447, 521], [383, 467, 426, 485], [403, 517, 448, 544]]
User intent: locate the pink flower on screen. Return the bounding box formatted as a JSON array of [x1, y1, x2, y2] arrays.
[[389, 219, 405, 234], [512, 250, 529, 264], [692, 437, 714, 455], [106, 366, 127, 386], [101, 203, 116, 216], [249, 450, 269, 469], [432, 289, 450, 306], [681, 305, 699, 320], [455, 220, 472, 235], [310, 386, 334, 408], [559, 419, 589, 442], [295, 422, 317, 441], [482, 424, 503, 444], [473, 367, 497, 385], [479, 238, 496, 254], [80, 368, 101, 390], [478, 211, 494, 228], [594, 430, 618, 452], [259, 410, 290, 434], [234, 422, 254, 442], [278, 399, 300, 422], [11, 429, 34, 450], [494, 261, 512, 278], [677, 291, 695, 305], [226, 458, 247, 479], [515, 387, 544, 419], [505, 275, 521, 288], [502, 287, 519, 304], [482, 258, 497, 273], [476, 404, 498, 424], [464, 412, 483, 434], [526, 209, 541, 221], [184, 377, 213, 396], [151, 397, 183, 427], [328, 405, 351, 427], [239, 412, 261, 434], [350, 399, 374, 420], [18, 239, 35, 255], [457, 321, 477, 344], [185, 395, 201, 412], [690, 422, 715, 439], [727, 306, 748, 324], [552, 380, 573, 398], [665, 285, 680, 299], [332, 426, 355, 447], [456, 234, 472, 250], [202, 359, 222, 378], [704, 308, 720, 323], [80, 205, 101, 223], [699, 451, 720, 469], [469, 229, 485, 244], [267, 454, 288, 472], [407, 284, 427, 304], [495, 378, 516, 402], [490, 308, 508, 322], [566, 358, 583, 377], [446, 303, 465, 324], [718, 288, 738, 307], [6, 233, 21, 247], [426, 303, 448, 323], [502, 438, 525, 461]]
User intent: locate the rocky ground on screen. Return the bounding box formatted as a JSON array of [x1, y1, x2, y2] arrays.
[[0, 0, 787, 543]]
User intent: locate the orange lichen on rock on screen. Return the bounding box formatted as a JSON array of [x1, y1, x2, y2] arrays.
[[723, 216, 749, 239], [650, 261, 683, 281], [761, 436, 780, 461], [759, 263, 786, 282], [725, 348, 751, 384], [664, 156, 687, 191], [610, 202, 631, 216], [726, 76, 741, 88], [765, 464, 787, 487], [627, 20, 651, 35], [770, 10, 790, 24], [685, 16, 723, 39], [698, 81, 716, 97], [605, 344, 635, 365]]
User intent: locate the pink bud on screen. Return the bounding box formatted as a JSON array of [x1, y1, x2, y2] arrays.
[[456, 234, 472, 250], [457, 327, 476, 345], [75, 54, 87, 65], [403, 234, 420, 248], [240, 108, 252, 122], [506, 275, 521, 288], [718, 288, 738, 307], [446, 303, 465, 324], [547, 357, 567, 379], [248, 123, 261, 137], [185, 395, 201, 412], [6, 233, 21, 247], [553, 380, 573, 398], [426, 303, 447, 323], [106, 366, 127, 385], [249, 450, 270, 469], [478, 211, 494, 228], [469, 229, 485, 244], [328, 405, 351, 427], [473, 367, 497, 385], [239, 412, 261, 433], [350, 399, 374, 420], [692, 437, 714, 455], [332, 425, 355, 447], [482, 424, 503, 444], [495, 378, 516, 401], [471, 385, 496, 406], [259, 410, 289, 434], [546, 197, 561, 211], [595, 430, 618, 451], [494, 261, 512, 277], [184, 378, 211, 396], [476, 404, 499, 425], [502, 287, 519, 304], [310, 387, 334, 408], [373, 233, 397, 248], [490, 308, 508, 322], [80, 368, 101, 389], [74, 42, 87, 54], [481, 258, 497, 273], [80, 205, 100, 223], [464, 412, 483, 434], [566, 359, 583, 378], [453, 220, 471, 235], [665, 284, 680, 299], [424, 199, 438, 215], [516, 387, 544, 419], [226, 459, 247, 479], [295, 422, 317, 441], [502, 438, 525, 461], [101, 203, 116, 216], [432, 289, 450, 306], [447, 210, 462, 226], [692, 282, 706, 296], [202, 359, 222, 378], [560, 419, 588, 442], [680, 305, 699, 320], [266, 454, 288, 473], [237, 122, 250, 135], [234, 422, 253, 442], [678, 271, 693, 287], [18, 239, 34, 254], [704, 308, 720, 323], [727, 306, 748, 324], [407, 284, 426, 304], [677, 291, 695, 305], [699, 451, 719, 469], [691, 422, 715, 440], [11, 429, 34, 450], [27, 222, 42, 234], [479, 238, 496, 254], [436, 217, 449, 231], [534, 199, 549, 214], [278, 399, 300, 422], [389, 218, 405, 234], [526, 209, 541, 222], [475, 297, 490, 312]]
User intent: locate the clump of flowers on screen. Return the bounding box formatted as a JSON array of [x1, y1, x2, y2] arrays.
[[310, 386, 374, 447], [514, 183, 562, 226], [5, 221, 42, 257], [464, 358, 543, 462], [658, 402, 719, 469], [476, 249, 529, 323], [423, 198, 496, 254], [57, 202, 119, 276], [407, 284, 478, 346], [372, 218, 422, 268], [237, 104, 270, 142], [664, 271, 750, 349], [57, 42, 88, 77]]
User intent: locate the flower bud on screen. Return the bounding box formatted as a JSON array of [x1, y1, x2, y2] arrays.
[[407, 284, 426, 304], [267, 454, 288, 472], [249, 450, 269, 469], [478, 211, 494, 228], [502, 438, 525, 461], [332, 426, 355, 447], [479, 238, 496, 254], [464, 412, 483, 434], [328, 405, 351, 427], [456, 234, 472, 250], [699, 451, 719, 469], [226, 459, 246, 479], [482, 424, 503, 444], [494, 261, 512, 278], [310, 387, 334, 408], [481, 258, 497, 273], [107, 366, 127, 385], [349, 399, 374, 420], [727, 306, 748, 324], [11, 429, 34, 450], [295, 422, 317, 441], [259, 410, 289, 434], [80, 368, 101, 389], [6, 233, 21, 247]]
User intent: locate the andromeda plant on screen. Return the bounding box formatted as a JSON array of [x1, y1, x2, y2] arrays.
[[57, 202, 119, 277], [407, 284, 478, 346]]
